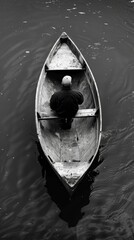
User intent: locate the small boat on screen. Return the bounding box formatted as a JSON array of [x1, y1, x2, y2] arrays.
[[35, 32, 102, 193]]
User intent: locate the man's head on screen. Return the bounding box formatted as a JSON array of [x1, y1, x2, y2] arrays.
[[62, 75, 72, 87]]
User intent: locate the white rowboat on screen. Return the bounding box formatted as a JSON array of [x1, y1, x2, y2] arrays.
[[35, 32, 102, 193]]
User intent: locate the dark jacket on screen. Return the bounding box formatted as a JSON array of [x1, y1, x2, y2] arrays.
[[50, 86, 84, 118]]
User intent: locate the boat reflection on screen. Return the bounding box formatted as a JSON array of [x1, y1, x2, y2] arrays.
[[37, 141, 103, 227]]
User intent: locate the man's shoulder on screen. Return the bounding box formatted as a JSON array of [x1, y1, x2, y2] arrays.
[[53, 90, 61, 96], [72, 90, 83, 96], [51, 90, 64, 100]]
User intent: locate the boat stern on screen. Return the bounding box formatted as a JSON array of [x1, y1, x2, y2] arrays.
[[53, 162, 90, 192]]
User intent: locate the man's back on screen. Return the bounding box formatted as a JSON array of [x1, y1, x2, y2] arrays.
[[50, 87, 84, 118]]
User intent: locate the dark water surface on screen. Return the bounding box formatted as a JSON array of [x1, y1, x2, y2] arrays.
[[0, 0, 134, 239]]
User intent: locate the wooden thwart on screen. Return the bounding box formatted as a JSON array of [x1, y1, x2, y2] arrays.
[[45, 68, 86, 72], [38, 108, 97, 120]]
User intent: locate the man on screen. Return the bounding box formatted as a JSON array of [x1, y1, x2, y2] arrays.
[[50, 75, 84, 129]]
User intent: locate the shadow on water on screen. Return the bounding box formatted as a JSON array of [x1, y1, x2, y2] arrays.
[[36, 141, 104, 227]]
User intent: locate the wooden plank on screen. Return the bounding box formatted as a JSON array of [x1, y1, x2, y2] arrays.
[[60, 127, 80, 162], [38, 109, 97, 120], [45, 68, 86, 72], [75, 109, 97, 117]]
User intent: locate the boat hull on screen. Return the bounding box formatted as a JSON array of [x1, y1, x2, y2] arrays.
[[35, 32, 102, 193]]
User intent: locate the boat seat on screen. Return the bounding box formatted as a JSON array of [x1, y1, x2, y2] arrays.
[[45, 65, 86, 72], [45, 68, 86, 72], [38, 109, 97, 120]]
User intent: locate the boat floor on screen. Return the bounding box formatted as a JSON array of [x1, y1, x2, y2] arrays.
[[40, 118, 97, 163], [60, 121, 80, 162]]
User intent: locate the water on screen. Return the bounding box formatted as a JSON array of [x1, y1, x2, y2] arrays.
[[0, 0, 134, 239]]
